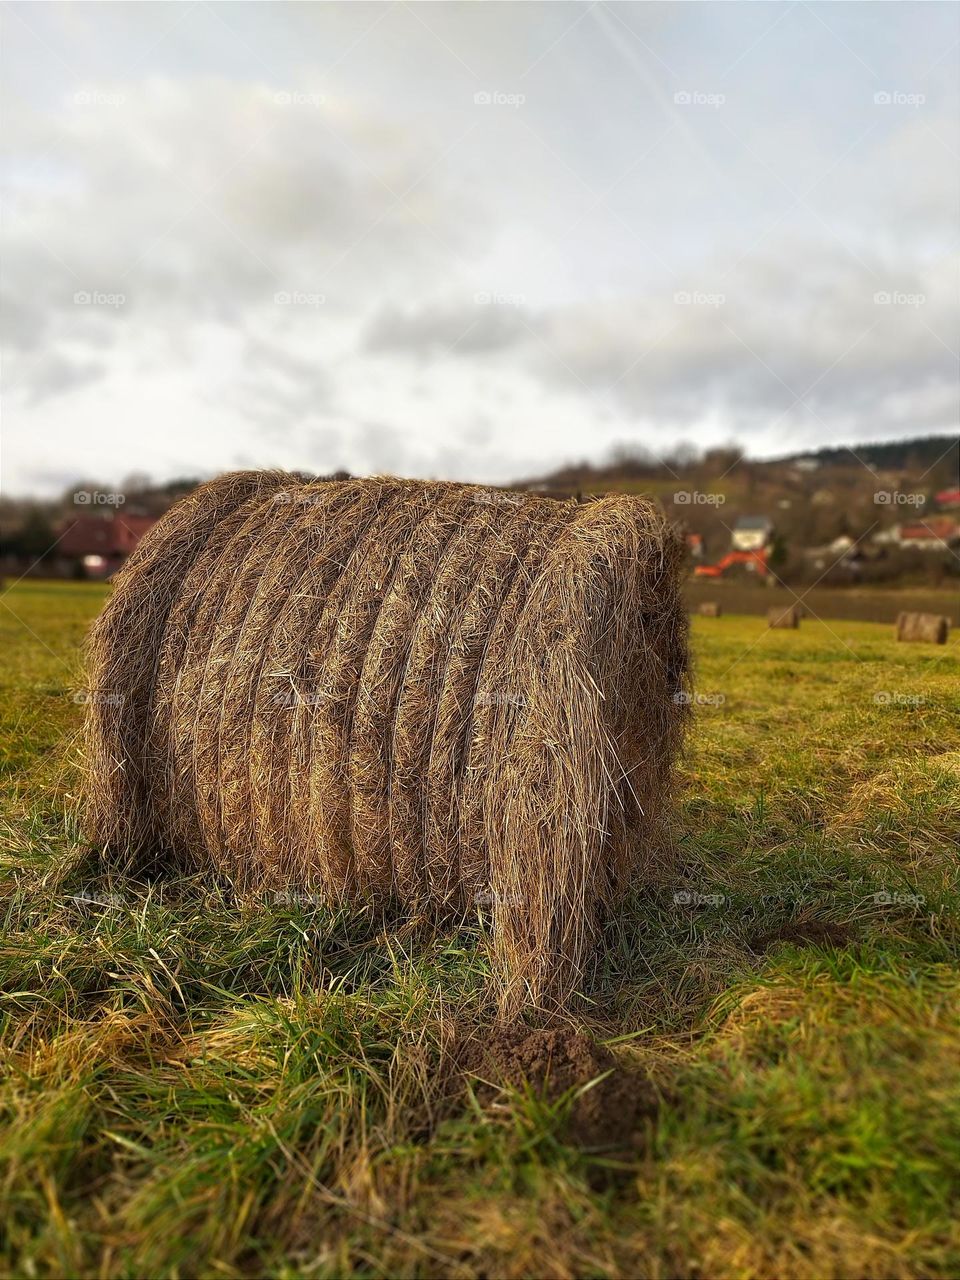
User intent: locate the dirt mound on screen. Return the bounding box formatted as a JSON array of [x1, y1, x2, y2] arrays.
[[749, 919, 852, 952], [459, 1025, 659, 1151]]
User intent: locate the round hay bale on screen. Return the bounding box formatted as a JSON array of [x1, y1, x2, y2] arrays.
[[84, 472, 689, 1012], [698, 601, 722, 617], [767, 604, 800, 629], [895, 611, 949, 644]]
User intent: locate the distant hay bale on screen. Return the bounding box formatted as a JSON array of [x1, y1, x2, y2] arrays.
[[767, 605, 800, 629], [698, 601, 722, 617], [83, 474, 688, 1012], [896, 611, 949, 644]]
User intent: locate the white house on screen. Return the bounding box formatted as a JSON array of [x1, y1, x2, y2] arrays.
[[731, 515, 774, 552]]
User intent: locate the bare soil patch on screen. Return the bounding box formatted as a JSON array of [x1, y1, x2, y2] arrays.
[[458, 1025, 660, 1152], [748, 919, 853, 952]]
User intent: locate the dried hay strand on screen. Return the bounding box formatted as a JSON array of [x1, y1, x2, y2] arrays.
[[146, 483, 301, 854], [389, 497, 509, 904], [767, 604, 800, 629], [349, 488, 476, 900], [83, 470, 290, 862], [84, 472, 688, 1012], [895, 611, 949, 644], [303, 480, 438, 900], [424, 496, 568, 907], [481, 495, 688, 1010], [255, 479, 399, 885], [215, 483, 364, 886]]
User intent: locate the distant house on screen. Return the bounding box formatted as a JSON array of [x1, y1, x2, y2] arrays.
[[896, 517, 960, 551], [805, 535, 864, 559], [935, 488, 960, 510], [57, 512, 157, 578], [803, 535, 858, 571], [685, 532, 704, 559], [731, 515, 773, 552], [872, 527, 899, 546]]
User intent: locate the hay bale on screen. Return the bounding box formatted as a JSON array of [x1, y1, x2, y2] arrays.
[[84, 474, 688, 1012], [896, 611, 949, 644], [698, 601, 722, 617], [767, 605, 800, 629]]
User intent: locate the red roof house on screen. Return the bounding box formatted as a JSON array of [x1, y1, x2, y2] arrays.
[[898, 517, 960, 548], [57, 513, 156, 575]]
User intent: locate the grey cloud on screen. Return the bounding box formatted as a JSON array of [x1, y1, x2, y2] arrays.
[[3, 78, 488, 402], [358, 240, 957, 448], [365, 301, 530, 357], [16, 350, 108, 406], [3, 2, 958, 490]]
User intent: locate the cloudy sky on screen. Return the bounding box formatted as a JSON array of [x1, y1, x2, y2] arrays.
[[3, 1, 958, 495]]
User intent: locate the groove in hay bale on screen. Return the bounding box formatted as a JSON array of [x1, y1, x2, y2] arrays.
[[83, 473, 689, 1013], [767, 605, 800, 629], [896, 611, 949, 644]]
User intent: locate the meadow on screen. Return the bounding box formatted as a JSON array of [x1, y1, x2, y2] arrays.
[[1, 580, 958, 1279]]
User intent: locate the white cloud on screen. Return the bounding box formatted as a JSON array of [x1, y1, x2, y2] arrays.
[[2, 3, 957, 493]]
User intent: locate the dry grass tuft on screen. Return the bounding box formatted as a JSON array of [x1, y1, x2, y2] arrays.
[[84, 474, 688, 1011]]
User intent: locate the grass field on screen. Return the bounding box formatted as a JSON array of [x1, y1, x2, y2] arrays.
[[684, 580, 960, 626], [1, 580, 959, 1279]]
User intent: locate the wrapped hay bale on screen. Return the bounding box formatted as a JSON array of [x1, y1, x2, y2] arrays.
[[896, 611, 949, 644], [767, 605, 800, 629], [698, 602, 722, 617], [84, 474, 688, 1011]]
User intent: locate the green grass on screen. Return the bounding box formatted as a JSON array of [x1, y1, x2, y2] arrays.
[[1, 579, 958, 1279]]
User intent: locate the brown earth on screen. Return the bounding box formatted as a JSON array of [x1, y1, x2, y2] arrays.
[[748, 919, 853, 952], [457, 1025, 660, 1152]]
